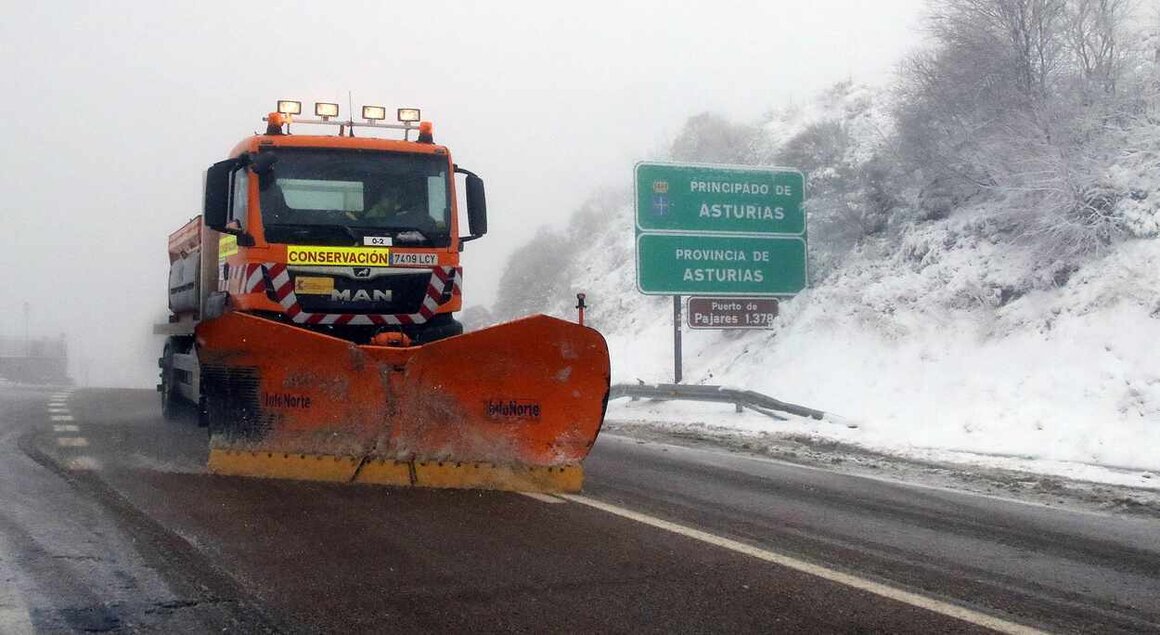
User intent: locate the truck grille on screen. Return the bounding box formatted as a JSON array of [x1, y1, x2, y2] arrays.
[[290, 269, 432, 314]]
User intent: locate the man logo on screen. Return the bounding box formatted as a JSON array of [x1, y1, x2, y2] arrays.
[[331, 289, 392, 302], [353, 267, 371, 278]]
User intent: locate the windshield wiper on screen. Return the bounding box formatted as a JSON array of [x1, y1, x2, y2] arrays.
[[265, 222, 362, 245], [339, 224, 436, 245], [266, 222, 441, 247], [337, 225, 360, 244], [378, 226, 433, 243]]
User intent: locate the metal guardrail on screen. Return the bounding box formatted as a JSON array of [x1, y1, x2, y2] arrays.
[[609, 383, 828, 421]]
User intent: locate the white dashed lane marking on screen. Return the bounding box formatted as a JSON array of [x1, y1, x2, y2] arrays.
[[47, 396, 83, 450], [56, 437, 89, 448], [65, 456, 100, 471]]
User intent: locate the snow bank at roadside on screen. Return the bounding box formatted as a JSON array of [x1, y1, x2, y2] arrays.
[[603, 399, 1159, 492], [597, 233, 1160, 476]]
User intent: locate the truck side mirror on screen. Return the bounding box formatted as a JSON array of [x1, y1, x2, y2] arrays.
[[465, 174, 487, 238], [250, 152, 278, 176], [204, 158, 238, 230]]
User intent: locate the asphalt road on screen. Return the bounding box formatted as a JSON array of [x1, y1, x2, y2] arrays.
[[3, 385, 1160, 633], [0, 385, 274, 633]]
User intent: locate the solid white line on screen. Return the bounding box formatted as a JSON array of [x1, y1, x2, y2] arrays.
[[519, 492, 565, 504], [0, 608, 35, 635], [50, 415, 73, 422], [52, 425, 79, 433], [0, 532, 34, 634], [56, 437, 88, 448], [0, 590, 34, 635], [561, 494, 1043, 635]]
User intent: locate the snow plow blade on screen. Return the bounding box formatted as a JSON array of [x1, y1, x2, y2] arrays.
[[196, 312, 610, 492]]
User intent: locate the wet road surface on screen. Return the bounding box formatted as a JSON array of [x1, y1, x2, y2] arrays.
[[0, 385, 274, 632], [3, 385, 1159, 632]]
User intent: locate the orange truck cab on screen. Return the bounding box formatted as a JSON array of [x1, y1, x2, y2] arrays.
[[202, 110, 487, 345]]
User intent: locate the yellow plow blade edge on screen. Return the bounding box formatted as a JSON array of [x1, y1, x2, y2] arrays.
[[207, 450, 584, 493]]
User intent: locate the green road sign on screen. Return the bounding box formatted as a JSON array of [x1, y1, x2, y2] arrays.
[[635, 162, 805, 235], [636, 234, 807, 296]]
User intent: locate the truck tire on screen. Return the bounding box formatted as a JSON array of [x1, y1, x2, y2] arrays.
[[159, 339, 181, 421]]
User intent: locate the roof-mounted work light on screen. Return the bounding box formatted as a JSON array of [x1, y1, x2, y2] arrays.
[[362, 105, 387, 121], [315, 102, 339, 119], [276, 100, 302, 115], [397, 108, 421, 123]]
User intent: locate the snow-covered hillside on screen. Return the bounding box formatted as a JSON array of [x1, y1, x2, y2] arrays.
[[489, 81, 1160, 483]]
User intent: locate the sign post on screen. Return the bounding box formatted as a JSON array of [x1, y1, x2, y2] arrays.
[[634, 162, 807, 382], [673, 295, 682, 383]]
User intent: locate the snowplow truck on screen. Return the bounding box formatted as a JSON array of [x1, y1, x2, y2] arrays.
[[155, 102, 610, 492]]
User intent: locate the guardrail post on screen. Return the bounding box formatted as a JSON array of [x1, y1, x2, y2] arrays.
[[673, 295, 683, 384]]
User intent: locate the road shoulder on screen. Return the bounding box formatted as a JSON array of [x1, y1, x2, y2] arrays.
[[602, 419, 1160, 519]]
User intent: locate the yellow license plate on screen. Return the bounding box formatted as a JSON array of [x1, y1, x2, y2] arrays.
[[294, 276, 335, 295]]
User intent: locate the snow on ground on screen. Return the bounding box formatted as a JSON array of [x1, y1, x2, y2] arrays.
[[546, 205, 1160, 489], [605, 400, 1160, 492]]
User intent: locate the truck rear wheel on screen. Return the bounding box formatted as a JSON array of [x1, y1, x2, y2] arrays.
[[159, 336, 196, 422], [159, 339, 181, 421]]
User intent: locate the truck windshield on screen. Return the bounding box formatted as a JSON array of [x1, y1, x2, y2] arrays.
[[257, 148, 451, 247]]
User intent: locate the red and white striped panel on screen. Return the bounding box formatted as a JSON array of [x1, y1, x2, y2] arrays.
[[242, 263, 460, 326], [241, 263, 267, 295]]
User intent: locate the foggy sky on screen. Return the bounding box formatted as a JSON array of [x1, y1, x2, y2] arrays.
[[0, 0, 922, 387]]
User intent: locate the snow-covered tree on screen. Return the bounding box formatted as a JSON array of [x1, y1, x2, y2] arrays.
[[895, 0, 1151, 258]]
